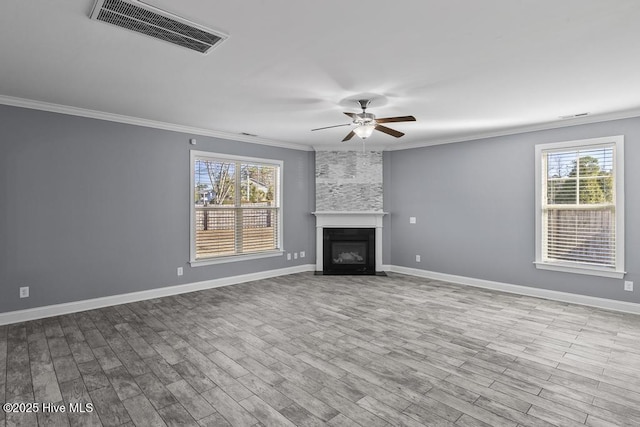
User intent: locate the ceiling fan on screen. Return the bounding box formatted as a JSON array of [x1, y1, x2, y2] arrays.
[[311, 99, 416, 142]]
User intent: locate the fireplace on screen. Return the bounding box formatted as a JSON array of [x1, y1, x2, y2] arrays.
[[313, 211, 387, 275], [323, 228, 375, 275]]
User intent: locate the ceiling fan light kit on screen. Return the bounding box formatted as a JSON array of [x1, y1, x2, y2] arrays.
[[353, 124, 376, 139], [312, 99, 416, 143]]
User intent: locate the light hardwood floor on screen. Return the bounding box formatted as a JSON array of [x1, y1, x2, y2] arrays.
[[2, 272, 640, 426]]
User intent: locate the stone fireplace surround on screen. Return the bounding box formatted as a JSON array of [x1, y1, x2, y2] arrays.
[[313, 211, 386, 273], [314, 151, 385, 274]]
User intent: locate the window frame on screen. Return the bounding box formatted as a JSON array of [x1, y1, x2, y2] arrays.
[[534, 135, 625, 279], [189, 150, 284, 266]]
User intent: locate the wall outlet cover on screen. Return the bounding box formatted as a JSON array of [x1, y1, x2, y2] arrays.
[[294, 253, 298, 259], [20, 286, 29, 298], [300, 251, 305, 258], [177, 267, 184, 276], [416, 255, 421, 262], [624, 281, 633, 291], [409, 217, 417, 224], [287, 253, 291, 260]]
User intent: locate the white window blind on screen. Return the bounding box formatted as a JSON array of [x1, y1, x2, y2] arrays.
[[535, 136, 624, 278], [190, 151, 282, 264]]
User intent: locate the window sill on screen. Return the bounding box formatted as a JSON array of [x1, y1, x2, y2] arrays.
[[190, 250, 284, 267], [534, 261, 625, 279]]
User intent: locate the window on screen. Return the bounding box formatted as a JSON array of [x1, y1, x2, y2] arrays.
[[535, 136, 624, 278], [190, 151, 282, 265]]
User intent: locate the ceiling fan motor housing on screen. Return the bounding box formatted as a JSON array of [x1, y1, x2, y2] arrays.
[[355, 112, 376, 125]]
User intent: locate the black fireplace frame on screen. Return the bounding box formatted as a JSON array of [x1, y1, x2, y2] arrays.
[[322, 227, 376, 275]]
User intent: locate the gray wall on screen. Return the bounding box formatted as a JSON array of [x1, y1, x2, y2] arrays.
[[3, 102, 637, 314], [0, 105, 316, 314], [387, 117, 640, 303]]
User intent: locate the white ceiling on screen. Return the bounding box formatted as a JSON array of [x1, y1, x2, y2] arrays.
[[2, 0, 640, 151]]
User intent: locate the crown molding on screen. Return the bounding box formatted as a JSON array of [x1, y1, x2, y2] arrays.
[[386, 108, 640, 151], [312, 141, 388, 152], [0, 95, 313, 152], [4, 94, 639, 154]]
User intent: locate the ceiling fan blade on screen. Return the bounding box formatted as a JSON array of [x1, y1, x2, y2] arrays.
[[375, 124, 405, 138], [343, 112, 357, 119], [311, 123, 352, 131], [375, 115, 416, 124], [342, 130, 356, 142]]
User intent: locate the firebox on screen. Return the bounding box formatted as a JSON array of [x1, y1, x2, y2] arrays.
[[323, 228, 375, 275]]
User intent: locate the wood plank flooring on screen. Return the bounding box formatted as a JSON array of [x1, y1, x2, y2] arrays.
[[2, 272, 640, 426]]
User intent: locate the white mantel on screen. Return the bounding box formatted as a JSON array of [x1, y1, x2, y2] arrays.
[[312, 211, 387, 273]]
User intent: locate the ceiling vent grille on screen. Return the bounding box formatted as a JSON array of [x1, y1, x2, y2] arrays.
[[559, 112, 590, 120], [90, 0, 228, 54]]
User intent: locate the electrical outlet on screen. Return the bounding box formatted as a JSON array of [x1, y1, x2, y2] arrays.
[[416, 255, 421, 262], [624, 281, 633, 292], [294, 252, 298, 259], [287, 253, 291, 260], [20, 286, 29, 298], [177, 267, 183, 276], [300, 251, 305, 258], [409, 217, 417, 224]]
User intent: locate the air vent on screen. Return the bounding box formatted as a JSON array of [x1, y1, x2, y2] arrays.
[[90, 0, 228, 54], [559, 112, 590, 120]]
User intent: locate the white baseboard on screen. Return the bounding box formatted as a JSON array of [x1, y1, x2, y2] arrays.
[[4, 263, 635, 325], [390, 265, 640, 315], [0, 264, 316, 326]]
